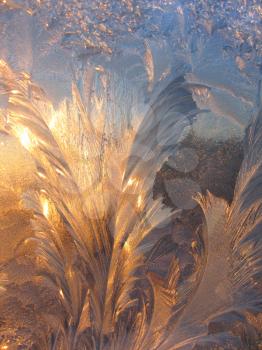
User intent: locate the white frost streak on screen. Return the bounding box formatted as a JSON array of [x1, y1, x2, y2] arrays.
[[144, 40, 154, 92]]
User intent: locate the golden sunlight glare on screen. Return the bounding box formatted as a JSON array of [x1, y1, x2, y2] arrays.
[[41, 197, 49, 219], [19, 128, 31, 150], [137, 194, 142, 209], [59, 289, 65, 300]]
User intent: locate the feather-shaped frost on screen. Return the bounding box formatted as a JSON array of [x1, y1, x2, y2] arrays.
[[161, 111, 262, 349], [0, 60, 261, 350]]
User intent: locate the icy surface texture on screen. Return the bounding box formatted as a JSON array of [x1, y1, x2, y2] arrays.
[[0, 1, 262, 349]]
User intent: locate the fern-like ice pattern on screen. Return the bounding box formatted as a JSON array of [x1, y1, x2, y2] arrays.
[[0, 60, 262, 350]]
